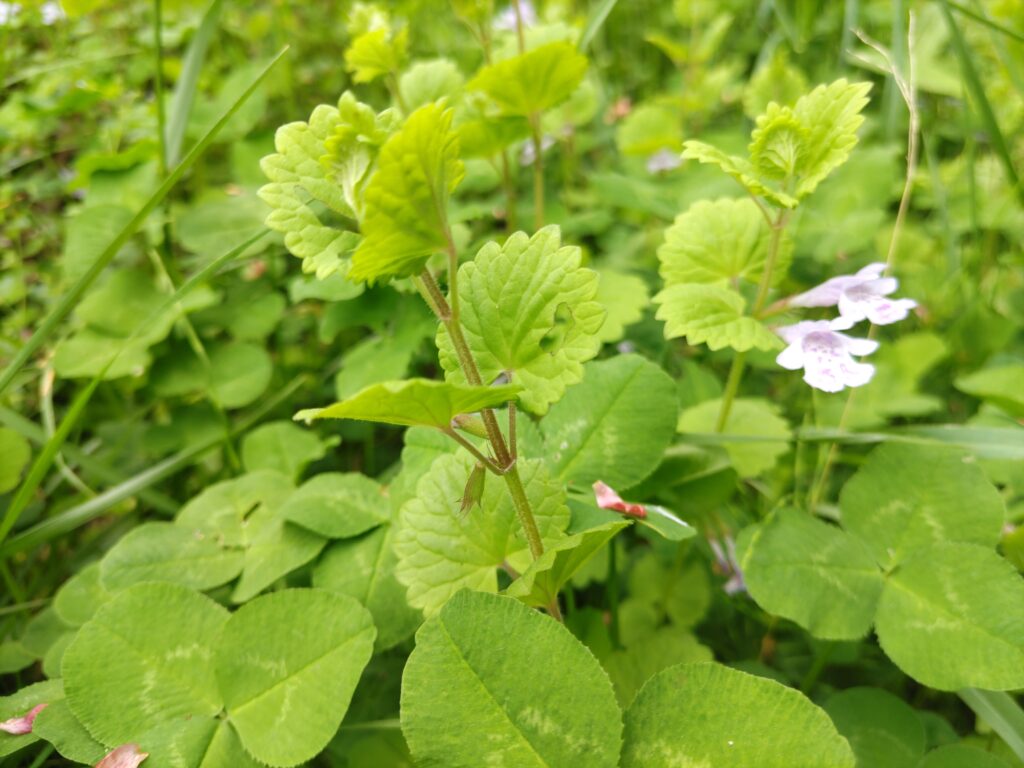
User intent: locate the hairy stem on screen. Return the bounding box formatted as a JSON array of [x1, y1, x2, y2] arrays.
[[503, 463, 544, 560]]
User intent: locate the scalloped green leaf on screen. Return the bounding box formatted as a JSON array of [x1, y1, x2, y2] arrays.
[[345, 26, 408, 84], [295, 378, 521, 429], [467, 40, 588, 116], [839, 444, 1005, 570], [401, 590, 622, 768], [62, 583, 229, 746], [622, 662, 855, 767], [737, 508, 883, 640], [216, 589, 376, 767], [875, 543, 1024, 691], [658, 198, 790, 287], [655, 284, 781, 351], [259, 96, 365, 279], [542, 355, 678, 489], [394, 453, 569, 615], [437, 226, 605, 414], [349, 102, 464, 282], [681, 140, 798, 208]]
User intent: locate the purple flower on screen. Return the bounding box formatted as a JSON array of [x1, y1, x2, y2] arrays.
[[775, 319, 878, 393], [790, 262, 917, 325], [494, 0, 537, 31], [646, 149, 682, 174]]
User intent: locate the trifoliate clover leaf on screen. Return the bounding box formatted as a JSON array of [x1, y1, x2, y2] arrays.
[[295, 379, 521, 429], [437, 226, 605, 414], [467, 40, 588, 116], [259, 96, 367, 279], [344, 26, 408, 84], [320, 92, 399, 219], [658, 198, 791, 287], [654, 284, 782, 351], [349, 103, 465, 282], [394, 453, 569, 615]]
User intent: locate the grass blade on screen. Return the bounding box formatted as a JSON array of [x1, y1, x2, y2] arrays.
[[959, 689, 1024, 762], [938, 0, 1023, 206], [579, 0, 620, 51], [946, 0, 1024, 43], [0, 375, 308, 559], [0, 46, 288, 400], [166, 0, 225, 167]]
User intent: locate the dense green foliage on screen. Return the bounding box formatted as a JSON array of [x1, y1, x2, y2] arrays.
[[2, 0, 1024, 766]]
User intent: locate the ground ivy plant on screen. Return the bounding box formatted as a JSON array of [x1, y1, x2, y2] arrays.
[[3, 2, 1024, 768]]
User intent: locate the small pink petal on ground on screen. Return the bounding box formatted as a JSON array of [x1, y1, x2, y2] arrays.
[[95, 743, 149, 768], [0, 703, 47, 735], [593, 481, 647, 518]]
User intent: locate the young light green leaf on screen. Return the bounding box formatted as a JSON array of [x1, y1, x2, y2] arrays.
[[542, 355, 678, 489], [394, 453, 569, 615], [468, 41, 588, 116], [737, 508, 883, 640], [345, 26, 408, 84], [437, 227, 605, 414], [401, 590, 622, 767], [99, 522, 244, 592], [875, 543, 1024, 691], [314, 525, 422, 650], [349, 103, 464, 282], [655, 284, 782, 351], [295, 379, 521, 429], [678, 398, 791, 476], [53, 562, 112, 627], [658, 198, 791, 287], [621, 662, 855, 767], [506, 519, 629, 608], [258, 96, 364, 279], [0, 427, 31, 493], [681, 140, 799, 208], [240, 420, 328, 481], [400, 59, 465, 111], [824, 687, 927, 768], [62, 583, 229, 746], [279, 472, 389, 538], [839, 443, 1005, 569], [593, 268, 649, 344], [215, 589, 375, 767]]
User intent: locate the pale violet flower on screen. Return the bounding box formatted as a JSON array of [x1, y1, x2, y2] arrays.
[[790, 262, 917, 325], [775, 319, 878, 393], [519, 134, 554, 166], [0, 2, 21, 25], [646, 148, 682, 174], [494, 0, 537, 31], [41, 1, 64, 24]]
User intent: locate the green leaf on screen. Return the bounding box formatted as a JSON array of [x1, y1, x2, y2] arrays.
[[957, 689, 1024, 765], [345, 26, 408, 83], [737, 508, 883, 640], [20, 607, 71, 658], [258, 95, 365, 279], [621, 662, 855, 767], [824, 687, 927, 768], [658, 198, 791, 287], [63, 583, 229, 745], [437, 227, 605, 414], [955, 365, 1024, 418], [61, 204, 134, 283], [615, 102, 682, 156], [507, 519, 629, 607], [314, 525, 422, 650], [681, 140, 799, 208], [678, 397, 791, 476], [176, 470, 294, 548], [136, 717, 262, 768], [296, 379, 521, 429], [230, 504, 326, 603], [279, 472, 389, 538], [401, 590, 622, 767], [208, 342, 273, 408], [593, 268, 649, 344], [31, 696, 106, 765], [400, 59, 465, 111], [918, 744, 1012, 768], [241, 420, 328, 481], [839, 444, 1005, 569], [602, 628, 713, 707], [542, 355, 678, 489], [215, 589, 376, 767], [468, 41, 588, 115], [0, 642, 34, 674], [53, 562, 112, 627], [349, 103, 464, 283], [0, 680, 62, 759], [0, 426, 30, 493], [655, 283, 782, 351], [99, 522, 244, 592], [875, 543, 1024, 691], [394, 453, 569, 615]]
